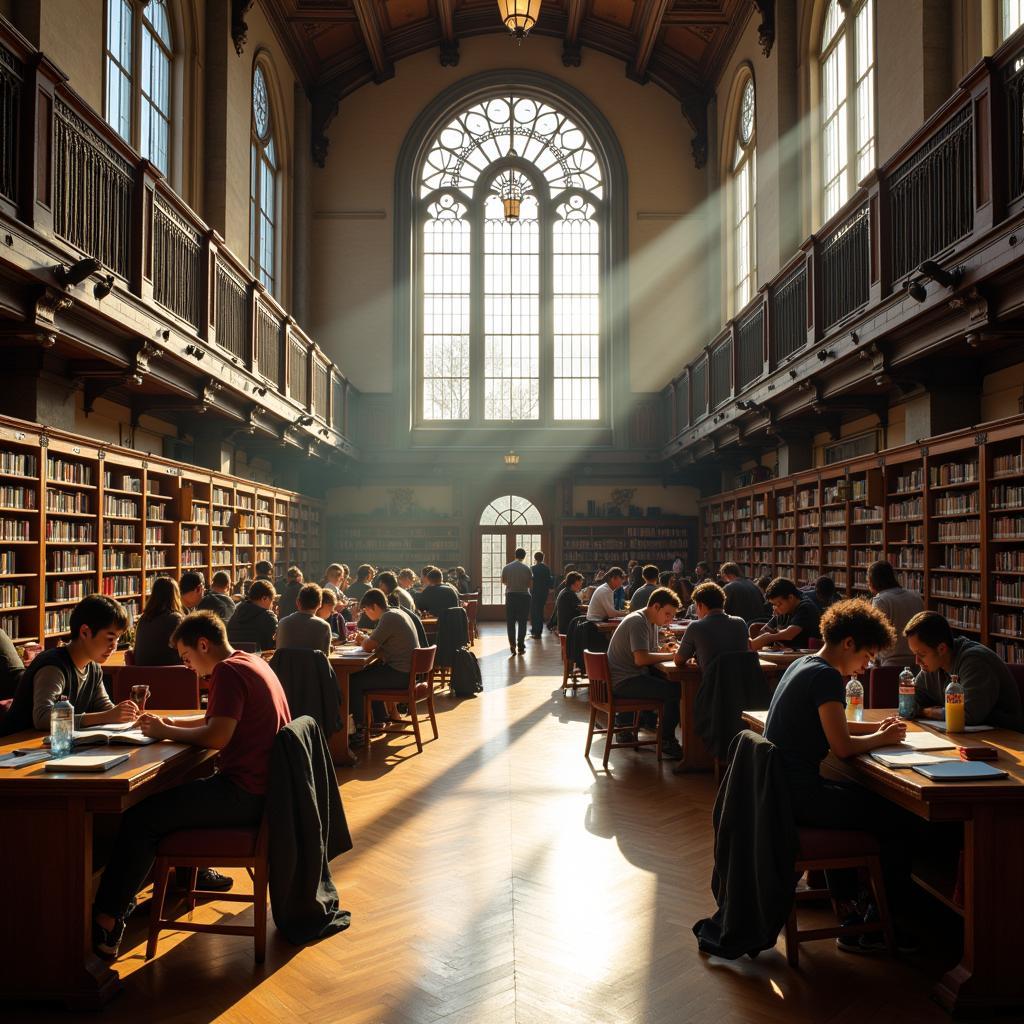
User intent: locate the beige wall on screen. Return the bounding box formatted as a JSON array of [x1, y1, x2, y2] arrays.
[[309, 34, 705, 395], [325, 484, 456, 518], [983, 363, 1024, 422], [570, 483, 699, 518]]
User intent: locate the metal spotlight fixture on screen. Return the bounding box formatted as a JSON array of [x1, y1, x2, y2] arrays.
[[296, 414, 314, 427], [918, 260, 963, 290], [906, 279, 928, 303], [53, 256, 101, 288], [319, 427, 330, 437], [184, 344, 206, 360], [253, 384, 268, 397], [93, 275, 115, 300]]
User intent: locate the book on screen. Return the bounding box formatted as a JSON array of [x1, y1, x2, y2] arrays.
[[912, 761, 1009, 781], [917, 718, 995, 733], [869, 748, 948, 768], [900, 731, 956, 751], [0, 749, 52, 769], [44, 730, 156, 748], [45, 753, 130, 773]]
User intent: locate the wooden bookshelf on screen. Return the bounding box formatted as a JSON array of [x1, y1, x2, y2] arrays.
[[0, 415, 323, 648], [696, 414, 1024, 665], [559, 518, 696, 577], [326, 519, 462, 572]]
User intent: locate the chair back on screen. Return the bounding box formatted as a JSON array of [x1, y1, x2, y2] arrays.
[[463, 600, 479, 631], [583, 650, 611, 707], [410, 645, 437, 697], [460, 592, 479, 603], [867, 666, 902, 709], [1007, 663, 1024, 706], [559, 633, 567, 662], [112, 665, 201, 708], [124, 649, 136, 666]]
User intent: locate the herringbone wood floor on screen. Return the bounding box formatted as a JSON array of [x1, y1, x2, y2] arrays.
[[22, 627, 1000, 1022]]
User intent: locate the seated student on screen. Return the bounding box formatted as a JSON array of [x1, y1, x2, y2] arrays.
[[453, 566, 473, 595], [750, 577, 822, 651], [227, 579, 279, 651], [556, 571, 585, 634], [719, 562, 770, 625], [320, 563, 344, 598], [629, 565, 660, 611], [348, 588, 421, 746], [693, 561, 714, 585], [905, 611, 1023, 729], [132, 576, 184, 666], [764, 600, 918, 951], [868, 560, 924, 668], [802, 575, 841, 613], [248, 560, 275, 596], [91, 611, 291, 961], [198, 570, 236, 622], [380, 571, 416, 614], [179, 570, 206, 612], [276, 566, 304, 619], [586, 567, 626, 622], [276, 583, 332, 655], [397, 568, 418, 604], [605, 587, 684, 759], [414, 565, 437, 594], [674, 581, 750, 672], [4, 595, 136, 733], [346, 564, 375, 601], [315, 588, 344, 637], [414, 567, 460, 617]]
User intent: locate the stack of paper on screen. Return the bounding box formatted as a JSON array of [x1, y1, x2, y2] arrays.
[[869, 748, 948, 768]]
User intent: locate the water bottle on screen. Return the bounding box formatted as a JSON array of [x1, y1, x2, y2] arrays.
[[898, 667, 917, 719], [945, 673, 965, 733], [845, 676, 864, 722], [50, 695, 74, 758]]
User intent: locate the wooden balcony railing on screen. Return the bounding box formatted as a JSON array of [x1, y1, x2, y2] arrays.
[[665, 30, 1024, 450], [0, 21, 354, 450]]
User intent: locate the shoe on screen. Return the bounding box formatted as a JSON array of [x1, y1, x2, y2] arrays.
[[350, 729, 367, 748], [92, 916, 125, 961], [856, 929, 920, 954], [197, 868, 234, 893], [510, 647, 517, 656], [518, 645, 526, 654], [660, 740, 684, 761], [615, 730, 637, 744]]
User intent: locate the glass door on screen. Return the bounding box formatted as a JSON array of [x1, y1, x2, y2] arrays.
[[476, 496, 545, 616]]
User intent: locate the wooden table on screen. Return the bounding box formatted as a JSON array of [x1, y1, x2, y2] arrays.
[[752, 647, 809, 668], [742, 708, 1024, 1015], [0, 715, 217, 1009], [654, 659, 782, 772], [328, 647, 378, 767]]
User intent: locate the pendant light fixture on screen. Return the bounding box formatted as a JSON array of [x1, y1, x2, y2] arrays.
[[497, 0, 542, 41]]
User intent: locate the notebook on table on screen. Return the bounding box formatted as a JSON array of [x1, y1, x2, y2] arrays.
[[45, 753, 130, 773], [900, 731, 956, 752], [0, 749, 52, 769], [869, 748, 948, 768], [43, 730, 156, 749], [916, 718, 994, 733], [912, 761, 1009, 782]]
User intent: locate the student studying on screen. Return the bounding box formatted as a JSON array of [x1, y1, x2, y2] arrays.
[[750, 577, 822, 652]]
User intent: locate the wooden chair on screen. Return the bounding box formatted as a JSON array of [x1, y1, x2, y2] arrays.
[[146, 816, 269, 963], [784, 827, 895, 966], [559, 633, 586, 697], [582, 650, 663, 769], [363, 645, 438, 754], [463, 599, 479, 642], [111, 665, 201, 709], [867, 666, 901, 708]]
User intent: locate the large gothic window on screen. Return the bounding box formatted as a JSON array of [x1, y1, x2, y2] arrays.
[[1004, 0, 1024, 40], [250, 65, 278, 295], [819, 0, 876, 223], [732, 77, 757, 313], [417, 94, 604, 425]]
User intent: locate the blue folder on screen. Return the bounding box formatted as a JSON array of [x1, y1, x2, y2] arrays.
[[912, 761, 1008, 781]]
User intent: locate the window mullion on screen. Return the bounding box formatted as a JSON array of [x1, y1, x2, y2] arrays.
[[132, 2, 142, 152], [845, 23, 857, 202], [540, 196, 553, 428], [470, 201, 484, 427]]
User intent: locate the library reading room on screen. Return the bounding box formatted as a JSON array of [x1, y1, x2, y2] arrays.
[[4, 1, 1024, 1021]]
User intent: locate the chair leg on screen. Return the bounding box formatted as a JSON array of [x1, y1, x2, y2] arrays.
[[785, 905, 799, 967], [562, 661, 570, 695], [584, 706, 597, 758], [632, 711, 640, 750], [253, 860, 269, 964], [187, 866, 199, 910], [363, 696, 373, 749], [410, 700, 423, 753], [655, 705, 663, 762], [146, 861, 173, 960], [426, 688, 439, 740], [865, 855, 896, 955], [602, 705, 613, 769]]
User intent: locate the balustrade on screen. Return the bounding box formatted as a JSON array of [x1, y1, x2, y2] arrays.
[[735, 306, 763, 391], [770, 263, 807, 366], [152, 192, 201, 327], [709, 336, 732, 409], [820, 203, 870, 330]]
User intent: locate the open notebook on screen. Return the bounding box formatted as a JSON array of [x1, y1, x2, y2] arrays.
[[44, 729, 156, 748], [45, 753, 129, 773]]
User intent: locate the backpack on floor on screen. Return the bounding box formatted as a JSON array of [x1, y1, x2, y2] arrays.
[[450, 647, 483, 698]]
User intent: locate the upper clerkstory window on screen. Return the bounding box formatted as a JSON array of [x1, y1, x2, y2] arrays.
[[732, 77, 757, 314], [417, 94, 605, 426], [819, 0, 876, 223], [1004, 1, 1024, 41], [739, 79, 755, 146], [250, 66, 277, 296]]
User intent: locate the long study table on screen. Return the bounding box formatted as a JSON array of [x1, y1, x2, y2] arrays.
[[743, 708, 1024, 1015], [0, 715, 218, 1009]]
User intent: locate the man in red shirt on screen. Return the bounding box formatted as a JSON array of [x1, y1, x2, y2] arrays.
[[93, 611, 290, 960]]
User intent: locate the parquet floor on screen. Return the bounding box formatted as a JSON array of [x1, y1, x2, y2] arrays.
[[21, 627, 1007, 1022]]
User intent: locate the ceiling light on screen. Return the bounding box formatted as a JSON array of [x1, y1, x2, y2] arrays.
[[497, 0, 541, 40], [504, 450, 520, 466]]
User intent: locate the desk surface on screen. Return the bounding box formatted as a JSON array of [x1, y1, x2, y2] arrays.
[[655, 658, 782, 683]]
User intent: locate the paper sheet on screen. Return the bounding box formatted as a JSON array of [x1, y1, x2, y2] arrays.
[[869, 748, 948, 768], [899, 731, 957, 751]]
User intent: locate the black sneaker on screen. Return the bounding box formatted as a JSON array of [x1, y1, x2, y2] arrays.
[[517, 645, 526, 654], [615, 730, 637, 744], [350, 729, 367, 748], [836, 928, 918, 955], [92, 916, 125, 961], [660, 739, 684, 761], [197, 868, 234, 893]]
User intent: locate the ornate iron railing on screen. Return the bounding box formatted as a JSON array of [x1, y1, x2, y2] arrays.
[[736, 306, 763, 391], [213, 255, 249, 360], [288, 333, 308, 407], [820, 203, 870, 330], [1006, 53, 1024, 203], [313, 360, 329, 421], [710, 337, 732, 409], [770, 264, 807, 365], [152, 194, 201, 327], [255, 301, 282, 387], [691, 358, 708, 420]]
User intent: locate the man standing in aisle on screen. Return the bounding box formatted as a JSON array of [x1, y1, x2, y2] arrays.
[[501, 547, 533, 655], [529, 552, 554, 640]]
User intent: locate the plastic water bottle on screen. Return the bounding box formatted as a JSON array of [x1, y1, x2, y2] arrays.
[[845, 676, 864, 722], [50, 696, 74, 758], [898, 667, 917, 719], [945, 673, 965, 733]]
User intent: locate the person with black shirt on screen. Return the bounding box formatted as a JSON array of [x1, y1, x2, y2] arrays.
[[555, 571, 585, 635], [750, 577, 822, 650], [132, 576, 184, 666], [719, 561, 770, 624], [276, 566, 304, 619], [179, 570, 205, 612], [628, 565, 660, 611], [529, 552, 554, 639], [764, 599, 917, 952], [198, 570, 237, 622], [227, 579, 279, 651], [414, 568, 460, 617]]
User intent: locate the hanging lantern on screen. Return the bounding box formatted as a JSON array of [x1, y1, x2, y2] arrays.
[[504, 450, 521, 466], [498, 170, 526, 222], [496, 0, 542, 41]]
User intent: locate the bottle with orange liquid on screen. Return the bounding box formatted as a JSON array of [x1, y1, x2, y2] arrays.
[[944, 673, 965, 733]]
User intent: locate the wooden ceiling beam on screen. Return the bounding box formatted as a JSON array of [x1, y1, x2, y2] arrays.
[[351, 0, 394, 82], [562, 0, 586, 67], [436, 0, 460, 66], [628, 0, 672, 83]]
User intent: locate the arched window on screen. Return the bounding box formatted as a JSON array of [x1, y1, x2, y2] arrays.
[[417, 93, 605, 425], [250, 65, 278, 295], [732, 77, 757, 313], [479, 495, 543, 526], [1004, 0, 1024, 40], [104, 0, 173, 176], [819, 0, 875, 222]]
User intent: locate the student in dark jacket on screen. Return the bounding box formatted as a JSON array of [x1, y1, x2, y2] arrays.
[[764, 599, 917, 951], [750, 577, 821, 651], [197, 570, 236, 622], [556, 572, 585, 635], [719, 562, 772, 625], [315, 588, 345, 638], [132, 576, 184, 666], [4, 595, 135, 734], [414, 568, 461, 617], [227, 579, 279, 651], [277, 566, 305, 619], [529, 552, 554, 639]]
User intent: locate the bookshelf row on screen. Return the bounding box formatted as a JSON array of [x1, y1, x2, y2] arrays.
[[698, 414, 1024, 664], [327, 521, 462, 575], [559, 519, 696, 577], [0, 416, 323, 647]]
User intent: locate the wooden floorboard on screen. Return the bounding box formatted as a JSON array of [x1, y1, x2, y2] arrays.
[[20, 626, 1015, 1021]]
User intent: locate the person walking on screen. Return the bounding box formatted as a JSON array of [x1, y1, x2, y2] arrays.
[[501, 547, 533, 655], [529, 552, 554, 640]]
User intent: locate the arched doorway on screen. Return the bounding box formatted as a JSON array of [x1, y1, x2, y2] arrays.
[[478, 495, 547, 615]]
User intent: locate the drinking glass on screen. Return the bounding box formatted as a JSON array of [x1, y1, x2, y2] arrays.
[[130, 684, 151, 712]]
